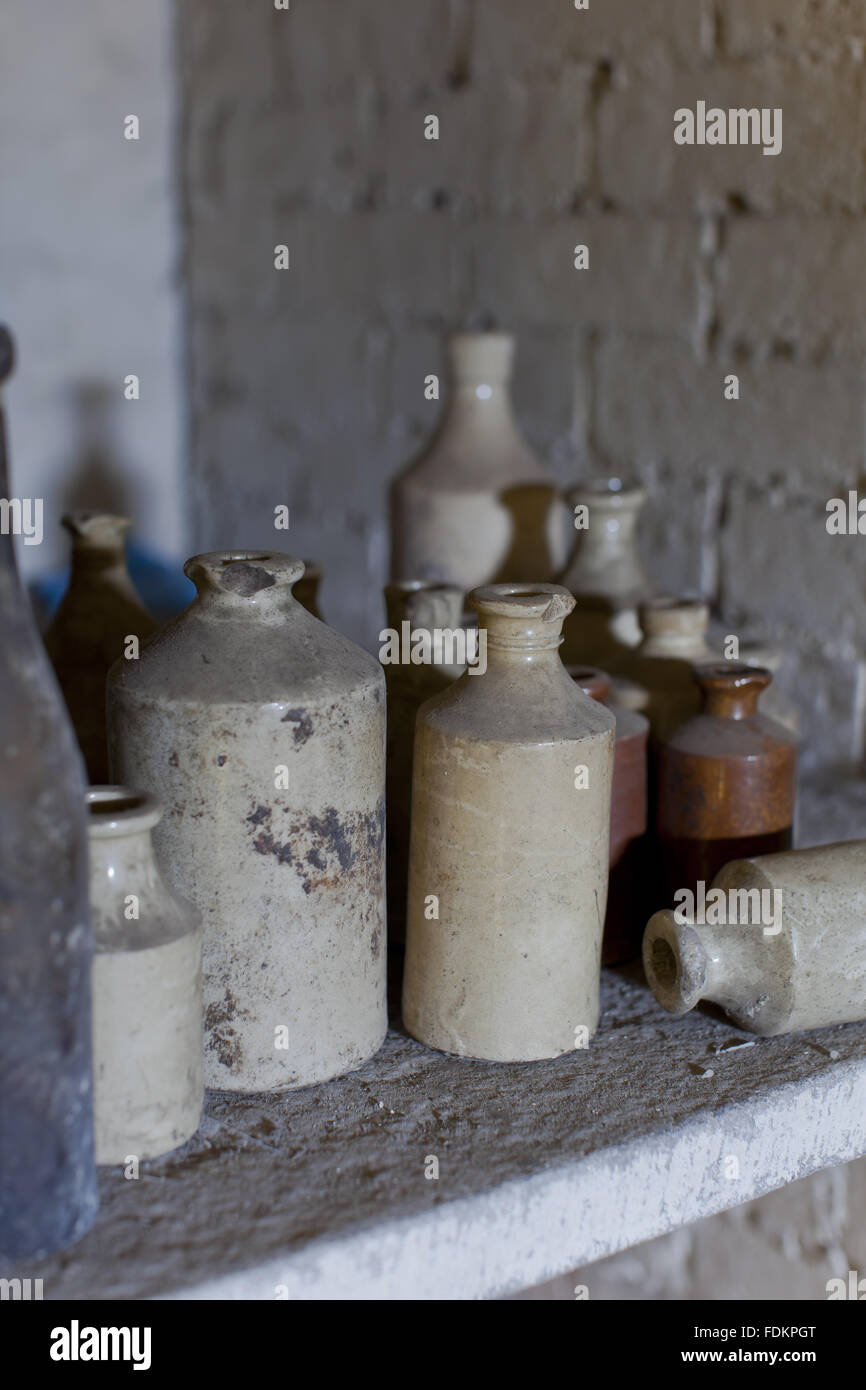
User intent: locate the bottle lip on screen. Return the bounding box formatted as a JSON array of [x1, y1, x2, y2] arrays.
[[643, 909, 707, 1015], [639, 594, 709, 632], [62, 511, 132, 544], [694, 661, 772, 691], [469, 582, 575, 622], [87, 786, 162, 838], [184, 551, 305, 598], [385, 579, 464, 599]]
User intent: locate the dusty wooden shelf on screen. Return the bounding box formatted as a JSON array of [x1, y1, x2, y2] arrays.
[[20, 768, 866, 1301]]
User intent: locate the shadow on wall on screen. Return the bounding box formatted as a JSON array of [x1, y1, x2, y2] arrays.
[[29, 381, 194, 627]]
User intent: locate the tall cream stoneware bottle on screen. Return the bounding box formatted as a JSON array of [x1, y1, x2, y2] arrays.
[[107, 552, 387, 1092], [402, 584, 615, 1061], [643, 841, 866, 1036], [390, 333, 566, 589]]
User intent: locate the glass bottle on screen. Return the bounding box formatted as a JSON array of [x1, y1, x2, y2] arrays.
[[0, 327, 98, 1256], [87, 786, 202, 1163]]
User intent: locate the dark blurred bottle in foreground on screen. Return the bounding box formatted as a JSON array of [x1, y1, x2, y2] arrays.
[[0, 326, 98, 1258]]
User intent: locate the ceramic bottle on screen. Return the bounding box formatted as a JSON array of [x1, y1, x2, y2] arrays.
[[560, 478, 653, 670], [383, 581, 464, 949], [628, 596, 716, 741], [644, 841, 866, 1036], [568, 666, 649, 964], [402, 583, 615, 1061], [107, 552, 387, 1092], [87, 787, 202, 1163], [0, 327, 98, 1257], [44, 511, 157, 783], [390, 333, 566, 589], [656, 664, 797, 907]]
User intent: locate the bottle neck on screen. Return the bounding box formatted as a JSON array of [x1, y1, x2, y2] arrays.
[[444, 378, 516, 430], [644, 909, 767, 1016]]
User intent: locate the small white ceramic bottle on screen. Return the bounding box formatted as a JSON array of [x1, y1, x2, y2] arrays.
[[88, 786, 202, 1163]]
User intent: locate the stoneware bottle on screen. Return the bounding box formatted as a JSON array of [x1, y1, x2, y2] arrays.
[[88, 787, 202, 1163], [0, 327, 99, 1258], [383, 580, 464, 949], [294, 559, 323, 620], [656, 663, 797, 907], [390, 332, 566, 590], [402, 583, 615, 1062], [560, 478, 653, 670], [107, 551, 387, 1092], [44, 511, 157, 783], [644, 841, 866, 1036], [628, 596, 716, 741], [568, 666, 649, 964]]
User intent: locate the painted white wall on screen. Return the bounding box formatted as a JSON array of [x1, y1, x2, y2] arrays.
[[0, 0, 186, 577]]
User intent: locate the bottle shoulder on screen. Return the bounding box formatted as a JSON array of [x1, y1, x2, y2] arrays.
[[108, 602, 385, 710], [662, 710, 798, 759], [417, 663, 616, 746]]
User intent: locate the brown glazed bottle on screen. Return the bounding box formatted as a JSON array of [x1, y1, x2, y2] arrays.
[[382, 580, 464, 949], [656, 663, 798, 908], [568, 666, 649, 964], [44, 512, 156, 783]]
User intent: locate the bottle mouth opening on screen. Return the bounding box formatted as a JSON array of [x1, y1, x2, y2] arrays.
[[650, 936, 678, 989], [696, 662, 771, 688], [87, 786, 162, 836], [184, 551, 305, 597], [469, 582, 575, 623]]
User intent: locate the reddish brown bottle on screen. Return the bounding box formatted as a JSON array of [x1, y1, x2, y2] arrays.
[[656, 663, 797, 906], [568, 665, 649, 964]]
